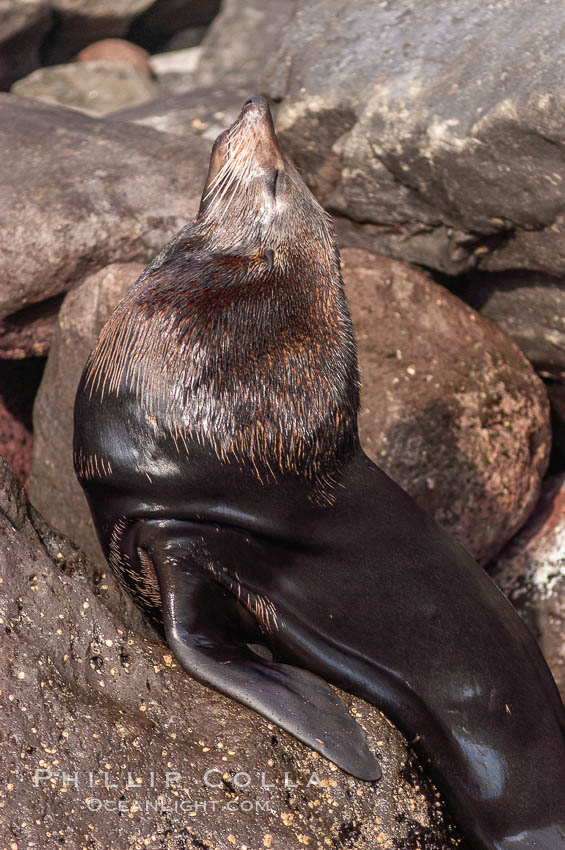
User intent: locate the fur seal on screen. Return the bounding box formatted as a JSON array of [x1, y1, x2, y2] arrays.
[[74, 96, 565, 849]]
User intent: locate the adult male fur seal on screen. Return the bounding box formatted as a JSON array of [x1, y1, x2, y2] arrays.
[[74, 97, 565, 849]]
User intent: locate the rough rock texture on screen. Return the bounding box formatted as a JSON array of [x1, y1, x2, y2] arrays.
[[128, 0, 220, 53], [342, 249, 550, 563], [263, 0, 565, 276], [12, 60, 160, 116], [0, 294, 63, 359], [30, 263, 146, 565], [0, 359, 44, 486], [76, 38, 152, 77], [0, 94, 210, 321], [40, 0, 154, 64], [110, 84, 249, 140], [0, 0, 52, 90], [1, 456, 464, 849], [455, 270, 565, 380], [194, 0, 298, 90], [490, 473, 565, 698], [29, 250, 550, 567]]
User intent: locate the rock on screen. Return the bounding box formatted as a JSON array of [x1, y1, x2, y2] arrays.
[[12, 60, 160, 117], [29, 249, 550, 567], [194, 0, 298, 90], [0, 294, 63, 359], [0, 94, 210, 322], [454, 270, 565, 380], [0, 0, 52, 90], [342, 249, 550, 563], [2, 456, 464, 849], [29, 263, 146, 565], [163, 25, 209, 52], [41, 0, 154, 65], [127, 0, 220, 53], [490, 473, 565, 698], [76, 37, 152, 77], [263, 0, 565, 277], [110, 84, 249, 140], [0, 359, 44, 486], [147, 45, 204, 94]]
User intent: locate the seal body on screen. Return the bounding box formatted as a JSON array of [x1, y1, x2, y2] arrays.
[[74, 97, 565, 849]]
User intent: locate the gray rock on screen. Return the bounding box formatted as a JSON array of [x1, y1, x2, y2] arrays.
[[41, 0, 154, 64], [263, 0, 565, 277], [12, 60, 161, 117], [110, 84, 249, 140], [490, 473, 565, 698], [146, 45, 203, 95], [194, 0, 298, 90], [343, 249, 550, 564], [0, 0, 52, 90], [455, 270, 565, 380], [0, 94, 210, 321], [29, 250, 550, 568], [2, 456, 464, 849]]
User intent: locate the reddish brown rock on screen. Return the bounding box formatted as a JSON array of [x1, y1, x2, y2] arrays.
[[76, 37, 152, 76], [343, 249, 550, 563], [2, 456, 464, 849], [490, 474, 565, 698], [0, 358, 44, 486], [0, 294, 63, 359]]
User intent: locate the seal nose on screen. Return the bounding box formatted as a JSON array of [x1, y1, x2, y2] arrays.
[[243, 96, 268, 110]]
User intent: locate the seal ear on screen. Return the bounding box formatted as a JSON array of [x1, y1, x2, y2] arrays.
[[125, 519, 381, 782]]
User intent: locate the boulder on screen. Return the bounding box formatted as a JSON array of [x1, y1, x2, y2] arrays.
[[0, 94, 210, 323], [76, 37, 152, 77], [12, 60, 160, 116], [263, 0, 565, 277], [1, 455, 464, 849], [29, 250, 550, 567], [194, 0, 298, 90], [342, 249, 550, 563], [146, 46, 204, 95], [110, 84, 249, 140], [0, 0, 52, 90], [455, 269, 565, 380], [490, 473, 565, 698]]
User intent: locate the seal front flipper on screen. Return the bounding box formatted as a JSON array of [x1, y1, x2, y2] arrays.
[[131, 519, 380, 781]]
